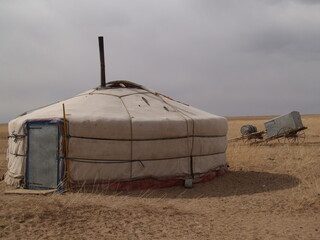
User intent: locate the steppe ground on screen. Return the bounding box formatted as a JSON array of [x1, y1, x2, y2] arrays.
[[0, 115, 319, 240]]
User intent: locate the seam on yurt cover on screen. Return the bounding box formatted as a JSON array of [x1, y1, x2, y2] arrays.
[[68, 135, 226, 141], [68, 152, 225, 164], [119, 97, 134, 175], [152, 93, 196, 178], [119, 97, 146, 171], [190, 120, 195, 178]]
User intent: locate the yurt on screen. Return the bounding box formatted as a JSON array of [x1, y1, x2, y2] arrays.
[[5, 38, 228, 190]]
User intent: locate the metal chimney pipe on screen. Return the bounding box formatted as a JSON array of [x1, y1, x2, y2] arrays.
[[98, 36, 106, 87]]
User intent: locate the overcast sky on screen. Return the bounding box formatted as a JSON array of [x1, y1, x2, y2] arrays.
[[0, 0, 319, 123]]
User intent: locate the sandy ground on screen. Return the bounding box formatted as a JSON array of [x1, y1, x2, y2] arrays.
[[0, 116, 319, 240]]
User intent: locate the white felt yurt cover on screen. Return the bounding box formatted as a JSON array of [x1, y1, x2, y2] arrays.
[[5, 81, 228, 189]]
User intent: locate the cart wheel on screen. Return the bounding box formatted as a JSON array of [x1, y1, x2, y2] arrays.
[[277, 127, 292, 144], [277, 136, 287, 144], [286, 131, 304, 144], [243, 137, 250, 143], [295, 130, 306, 144], [247, 137, 258, 144], [287, 134, 297, 144], [242, 135, 248, 143]]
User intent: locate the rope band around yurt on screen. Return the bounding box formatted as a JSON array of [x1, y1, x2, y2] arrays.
[[67, 151, 226, 164]]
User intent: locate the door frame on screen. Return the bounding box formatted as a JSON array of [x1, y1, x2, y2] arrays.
[[25, 120, 63, 190]]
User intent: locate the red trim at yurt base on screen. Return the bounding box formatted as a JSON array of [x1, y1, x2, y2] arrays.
[[70, 166, 228, 191]]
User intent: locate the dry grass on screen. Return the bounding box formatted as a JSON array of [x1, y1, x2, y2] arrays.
[[0, 115, 319, 239]]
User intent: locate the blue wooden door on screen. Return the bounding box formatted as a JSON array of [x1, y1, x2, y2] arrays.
[[27, 122, 60, 189]]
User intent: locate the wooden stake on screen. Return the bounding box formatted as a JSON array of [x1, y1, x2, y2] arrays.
[[63, 104, 71, 189]]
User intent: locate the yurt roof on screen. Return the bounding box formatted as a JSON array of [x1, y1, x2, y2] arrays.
[[9, 80, 227, 139]]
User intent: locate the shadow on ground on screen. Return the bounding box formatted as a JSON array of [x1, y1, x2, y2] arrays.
[[1, 171, 300, 199], [121, 170, 301, 199]]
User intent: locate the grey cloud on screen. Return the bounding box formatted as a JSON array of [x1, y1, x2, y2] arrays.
[[287, 0, 320, 5], [245, 28, 320, 61], [265, 0, 320, 5], [0, 0, 319, 122]]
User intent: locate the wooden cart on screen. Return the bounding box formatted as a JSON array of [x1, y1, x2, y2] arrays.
[[229, 127, 307, 144], [229, 112, 307, 145]]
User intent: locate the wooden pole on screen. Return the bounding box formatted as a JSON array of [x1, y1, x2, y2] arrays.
[[62, 104, 71, 189]]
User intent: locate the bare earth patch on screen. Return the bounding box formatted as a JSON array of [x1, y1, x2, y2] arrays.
[[0, 116, 319, 239]]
